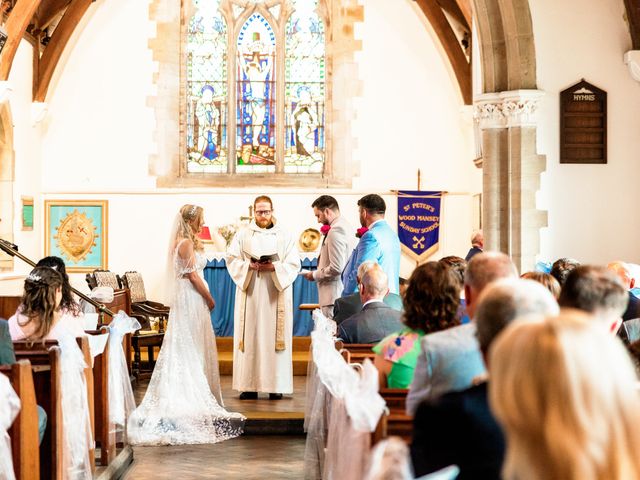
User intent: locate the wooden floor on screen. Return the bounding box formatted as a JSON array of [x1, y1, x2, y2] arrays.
[[122, 436, 306, 479], [133, 375, 307, 417], [125, 375, 308, 478]]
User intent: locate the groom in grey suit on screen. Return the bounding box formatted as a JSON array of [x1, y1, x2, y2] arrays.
[[303, 195, 355, 318]]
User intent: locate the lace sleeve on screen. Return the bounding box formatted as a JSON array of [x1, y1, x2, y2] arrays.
[[175, 239, 197, 276]]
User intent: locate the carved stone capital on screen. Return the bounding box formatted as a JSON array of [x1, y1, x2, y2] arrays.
[[0, 82, 12, 104], [624, 51, 640, 82], [31, 102, 48, 125], [474, 90, 545, 129]]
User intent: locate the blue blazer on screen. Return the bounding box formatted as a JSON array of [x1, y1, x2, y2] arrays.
[[341, 219, 401, 296]]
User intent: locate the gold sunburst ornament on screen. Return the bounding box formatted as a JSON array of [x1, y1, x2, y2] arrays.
[[54, 209, 99, 263]]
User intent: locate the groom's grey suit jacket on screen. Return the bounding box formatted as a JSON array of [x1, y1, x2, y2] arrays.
[[313, 215, 354, 312]]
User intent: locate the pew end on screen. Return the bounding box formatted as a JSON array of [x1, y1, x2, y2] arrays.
[[0, 360, 40, 480]]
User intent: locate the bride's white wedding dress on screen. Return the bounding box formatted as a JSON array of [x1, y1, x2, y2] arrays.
[[128, 240, 244, 445]]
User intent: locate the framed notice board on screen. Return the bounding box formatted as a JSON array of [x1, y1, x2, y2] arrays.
[[560, 80, 607, 164]]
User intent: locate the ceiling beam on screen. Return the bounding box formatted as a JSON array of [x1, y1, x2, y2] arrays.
[[624, 0, 640, 49], [35, 0, 71, 30], [454, 0, 471, 28], [34, 0, 91, 102], [0, 0, 43, 81], [437, 0, 470, 30], [414, 0, 472, 104]]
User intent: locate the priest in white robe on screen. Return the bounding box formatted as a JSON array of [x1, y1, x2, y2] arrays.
[[227, 196, 300, 399]]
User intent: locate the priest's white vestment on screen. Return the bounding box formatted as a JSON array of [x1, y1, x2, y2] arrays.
[[227, 220, 300, 394]]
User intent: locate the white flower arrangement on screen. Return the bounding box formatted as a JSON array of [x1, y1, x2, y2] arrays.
[[218, 224, 238, 248]]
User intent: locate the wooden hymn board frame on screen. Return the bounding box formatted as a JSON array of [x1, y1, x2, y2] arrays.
[[560, 79, 607, 164]]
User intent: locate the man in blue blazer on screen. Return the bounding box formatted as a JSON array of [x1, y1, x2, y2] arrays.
[[341, 194, 401, 296]]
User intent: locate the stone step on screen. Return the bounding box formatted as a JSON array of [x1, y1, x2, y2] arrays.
[[135, 337, 311, 375], [216, 336, 311, 352], [218, 350, 310, 376], [242, 411, 305, 435]]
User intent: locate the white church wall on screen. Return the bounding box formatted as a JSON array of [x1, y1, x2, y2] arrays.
[[531, 0, 640, 265], [27, 0, 479, 297], [0, 40, 41, 294]]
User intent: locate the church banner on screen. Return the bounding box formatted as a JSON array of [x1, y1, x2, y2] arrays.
[[397, 191, 443, 263]]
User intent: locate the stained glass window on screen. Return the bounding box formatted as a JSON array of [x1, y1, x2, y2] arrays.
[[236, 13, 277, 173], [285, 0, 326, 173], [184, 0, 327, 177], [186, 0, 228, 173]]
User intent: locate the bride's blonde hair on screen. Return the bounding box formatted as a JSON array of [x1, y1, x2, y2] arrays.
[[178, 204, 204, 252]]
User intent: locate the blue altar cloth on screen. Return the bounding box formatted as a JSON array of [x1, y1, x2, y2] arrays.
[[204, 257, 318, 337]]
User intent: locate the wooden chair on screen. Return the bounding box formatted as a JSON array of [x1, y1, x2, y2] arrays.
[[0, 360, 40, 480], [121, 271, 170, 333], [85, 269, 122, 291], [12, 343, 64, 480]]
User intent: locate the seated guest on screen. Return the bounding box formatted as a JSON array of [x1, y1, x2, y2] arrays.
[[464, 230, 483, 262], [489, 312, 640, 480], [333, 261, 403, 324], [520, 271, 561, 299], [406, 252, 517, 415], [627, 339, 640, 374], [411, 279, 558, 479], [0, 318, 14, 365], [558, 265, 628, 334], [549, 257, 579, 288], [373, 262, 460, 389], [607, 261, 639, 320], [35, 256, 86, 337], [439, 256, 468, 323], [398, 277, 409, 299], [9, 267, 93, 478], [338, 266, 403, 344]]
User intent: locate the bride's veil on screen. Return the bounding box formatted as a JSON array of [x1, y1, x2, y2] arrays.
[[160, 211, 193, 306]]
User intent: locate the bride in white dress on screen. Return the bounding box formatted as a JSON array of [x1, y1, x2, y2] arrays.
[[128, 204, 244, 445]]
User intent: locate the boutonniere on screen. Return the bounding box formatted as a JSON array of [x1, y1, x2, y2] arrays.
[[356, 227, 368, 238], [320, 225, 331, 235]]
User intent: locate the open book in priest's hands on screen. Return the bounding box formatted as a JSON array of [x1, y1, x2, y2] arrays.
[[242, 246, 280, 263]]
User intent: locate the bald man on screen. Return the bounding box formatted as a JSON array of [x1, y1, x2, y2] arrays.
[[337, 265, 403, 344]]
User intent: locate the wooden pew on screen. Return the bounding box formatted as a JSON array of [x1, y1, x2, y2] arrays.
[[12, 343, 63, 480], [86, 328, 115, 465], [0, 295, 21, 319], [99, 288, 133, 373], [13, 338, 97, 479], [0, 360, 40, 480], [335, 341, 376, 364], [372, 388, 412, 445]]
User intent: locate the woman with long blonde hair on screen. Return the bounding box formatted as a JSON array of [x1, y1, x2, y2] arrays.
[[128, 204, 244, 445], [489, 311, 640, 480]]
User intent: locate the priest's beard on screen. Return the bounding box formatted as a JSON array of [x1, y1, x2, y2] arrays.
[[256, 217, 273, 229]]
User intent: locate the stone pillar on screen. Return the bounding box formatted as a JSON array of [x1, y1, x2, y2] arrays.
[[474, 90, 547, 272]]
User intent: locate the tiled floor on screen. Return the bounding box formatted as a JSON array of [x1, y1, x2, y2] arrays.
[[125, 375, 308, 478]]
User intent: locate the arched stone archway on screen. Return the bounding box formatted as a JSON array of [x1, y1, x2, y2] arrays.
[[0, 103, 15, 271], [473, 0, 546, 272]]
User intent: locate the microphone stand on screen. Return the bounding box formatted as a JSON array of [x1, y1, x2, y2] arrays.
[[0, 238, 114, 321]]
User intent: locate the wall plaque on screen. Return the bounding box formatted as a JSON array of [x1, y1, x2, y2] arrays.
[[560, 80, 607, 164]]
